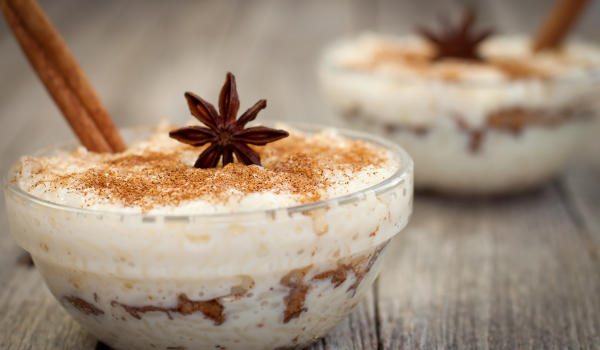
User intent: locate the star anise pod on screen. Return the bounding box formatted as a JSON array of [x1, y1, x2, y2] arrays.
[[169, 72, 289, 168], [418, 9, 493, 62]]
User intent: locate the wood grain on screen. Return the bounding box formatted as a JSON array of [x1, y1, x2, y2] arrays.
[[376, 186, 600, 349]]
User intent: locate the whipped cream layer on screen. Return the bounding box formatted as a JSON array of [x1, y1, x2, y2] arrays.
[[319, 34, 600, 128], [13, 122, 399, 214]]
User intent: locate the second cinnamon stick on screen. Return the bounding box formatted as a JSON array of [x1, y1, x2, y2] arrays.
[[532, 0, 591, 52]]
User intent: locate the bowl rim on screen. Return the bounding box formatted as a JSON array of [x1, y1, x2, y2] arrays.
[[4, 121, 413, 221]]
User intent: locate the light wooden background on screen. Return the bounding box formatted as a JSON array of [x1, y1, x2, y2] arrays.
[[1, 0, 600, 349]]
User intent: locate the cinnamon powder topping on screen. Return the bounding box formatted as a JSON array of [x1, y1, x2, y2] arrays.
[[344, 44, 549, 81], [21, 125, 394, 213]]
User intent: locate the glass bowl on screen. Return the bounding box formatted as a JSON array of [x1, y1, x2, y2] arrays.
[[318, 35, 600, 195], [4, 122, 413, 350]]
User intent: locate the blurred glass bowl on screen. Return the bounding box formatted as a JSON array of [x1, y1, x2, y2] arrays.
[[319, 35, 600, 195]]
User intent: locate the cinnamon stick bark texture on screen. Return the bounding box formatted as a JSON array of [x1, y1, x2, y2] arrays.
[[7, 0, 126, 152], [0, 0, 113, 153], [532, 0, 591, 52]]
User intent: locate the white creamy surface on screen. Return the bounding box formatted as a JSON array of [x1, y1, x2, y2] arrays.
[[328, 34, 600, 81], [319, 34, 600, 128], [14, 122, 400, 214]]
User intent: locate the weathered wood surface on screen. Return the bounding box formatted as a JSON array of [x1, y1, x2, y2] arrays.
[[1, 0, 600, 349]]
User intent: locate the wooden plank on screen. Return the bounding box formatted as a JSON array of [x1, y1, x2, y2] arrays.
[[320, 286, 379, 350], [376, 186, 600, 349], [560, 156, 600, 262], [0, 267, 98, 350]]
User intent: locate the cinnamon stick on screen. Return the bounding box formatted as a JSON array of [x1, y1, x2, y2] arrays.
[[532, 0, 591, 52], [8, 0, 126, 152], [0, 0, 113, 153]]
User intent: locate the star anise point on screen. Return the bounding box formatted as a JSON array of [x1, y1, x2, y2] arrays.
[[169, 73, 289, 169], [418, 9, 493, 62]]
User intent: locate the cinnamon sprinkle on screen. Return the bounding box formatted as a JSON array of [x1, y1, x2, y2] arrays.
[[21, 126, 393, 213], [343, 42, 550, 80]]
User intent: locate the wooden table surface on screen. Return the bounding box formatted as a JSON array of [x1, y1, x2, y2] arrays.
[[1, 0, 600, 349]]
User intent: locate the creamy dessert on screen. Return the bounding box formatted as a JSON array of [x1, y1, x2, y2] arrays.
[[319, 25, 600, 194], [6, 96, 413, 350], [15, 121, 399, 215]]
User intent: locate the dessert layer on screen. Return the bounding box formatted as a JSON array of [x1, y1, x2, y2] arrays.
[[37, 240, 390, 350], [348, 106, 595, 152], [344, 112, 591, 194], [13, 122, 399, 214]]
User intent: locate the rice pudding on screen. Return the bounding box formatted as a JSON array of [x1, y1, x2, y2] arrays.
[[5, 122, 413, 350], [319, 34, 600, 194]]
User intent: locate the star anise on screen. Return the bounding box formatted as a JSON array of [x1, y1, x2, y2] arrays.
[[418, 9, 493, 62], [169, 72, 289, 168]]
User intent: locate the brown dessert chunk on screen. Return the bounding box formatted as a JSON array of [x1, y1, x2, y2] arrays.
[[347, 242, 389, 292], [312, 261, 356, 289], [280, 266, 312, 323], [63, 296, 104, 316], [486, 107, 587, 134], [111, 293, 225, 325], [453, 106, 592, 152], [313, 241, 389, 295]]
